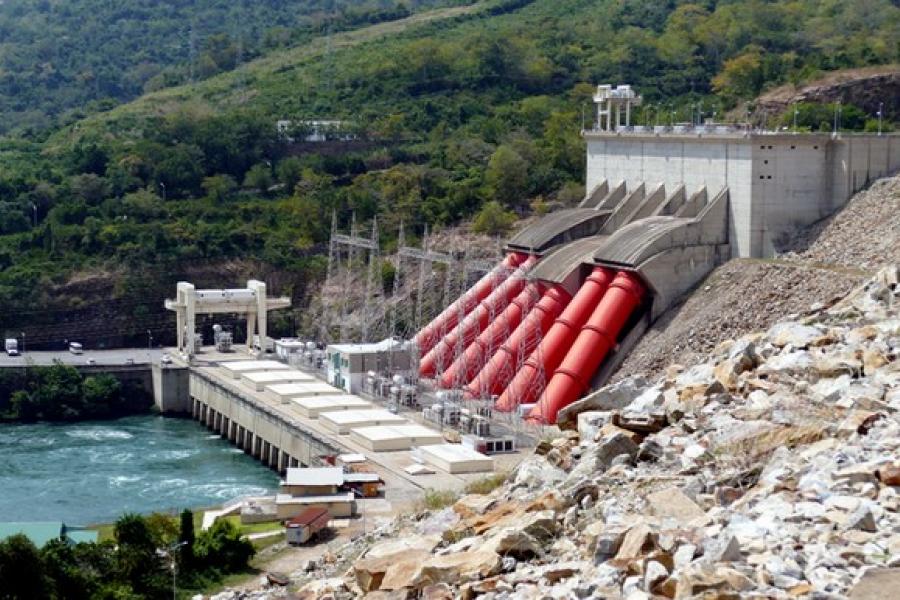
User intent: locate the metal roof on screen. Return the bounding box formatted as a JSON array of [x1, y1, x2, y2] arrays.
[[528, 236, 610, 283], [593, 216, 687, 267], [284, 467, 344, 487], [507, 208, 611, 253]]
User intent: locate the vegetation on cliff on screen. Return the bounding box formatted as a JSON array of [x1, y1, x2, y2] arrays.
[[0, 0, 897, 339], [0, 363, 151, 422]]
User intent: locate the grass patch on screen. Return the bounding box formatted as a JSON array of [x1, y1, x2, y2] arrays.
[[221, 516, 284, 536], [463, 472, 508, 495], [421, 489, 459, 511]]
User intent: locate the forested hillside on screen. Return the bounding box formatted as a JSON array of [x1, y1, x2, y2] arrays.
[[0, 0, 898, 346], [0, 0, 462, 134]]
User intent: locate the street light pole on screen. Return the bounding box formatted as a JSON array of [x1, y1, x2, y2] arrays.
[[156, 540, 187, 600], [159, 182, 167, 202], [351, 488, 366, 537], [877, 102, 883, 136], [30, 203, 37, 228], [21, 332, 25, 355]]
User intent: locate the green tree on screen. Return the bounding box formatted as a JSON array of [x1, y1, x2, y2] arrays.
[[243, 163, 274, 194], [485, 145, 529, 209], [712, 45, 765, 102], [178, 509, 196, 572], [195, 520, 254, 573], [202, 175, 238, 203], [472, 200, 517, 235], [0, 534, 50, 600], [114, 514, 168, 597], [82, 374, 122, 417], [276, 157, 304, 193]]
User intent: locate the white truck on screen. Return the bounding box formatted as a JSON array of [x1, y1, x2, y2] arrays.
[[5, 338, 19, 356]]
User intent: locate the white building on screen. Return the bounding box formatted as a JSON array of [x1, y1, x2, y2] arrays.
[[584, 85, 900, 258]]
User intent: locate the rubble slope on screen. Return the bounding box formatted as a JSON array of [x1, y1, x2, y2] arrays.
[[274, 265, 900, 600]]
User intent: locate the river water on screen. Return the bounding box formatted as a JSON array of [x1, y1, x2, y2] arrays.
[[0, 415, 279, 525]]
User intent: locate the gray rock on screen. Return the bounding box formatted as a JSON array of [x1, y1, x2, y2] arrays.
[[674, 543, 698, 569], [595, 432, 640, 471], [514, 455, 566, 490], [643, 560, 668, 590], [844, 504, 878, 532], [702, 535, 742, 563]]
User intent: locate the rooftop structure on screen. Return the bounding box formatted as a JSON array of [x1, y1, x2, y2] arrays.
[[593, 84, 642, 132], [241, 369, 315, 391], [164, 279, 290, 359], [319, 409, 408, 435], [349, 424, 445, 452], [289, 394, 372, 418], [266, 381, 343, 403], [413, 444, 494, 474], [219, 359, 291, 379], [284, 466, 345, 488]]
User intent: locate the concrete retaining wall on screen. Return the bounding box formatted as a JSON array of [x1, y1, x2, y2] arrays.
[[586, 132, 900, 258]]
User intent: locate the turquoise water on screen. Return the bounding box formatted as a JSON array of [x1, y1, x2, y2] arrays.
[[0, 415, 279, 525]]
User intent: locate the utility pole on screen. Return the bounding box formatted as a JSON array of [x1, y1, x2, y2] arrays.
[[793, 105, 798, 132], [877, 102, 884, 136], [833, 100, 842, 135]]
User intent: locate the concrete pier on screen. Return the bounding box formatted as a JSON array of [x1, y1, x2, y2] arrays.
[[188, 367, 339, 469]]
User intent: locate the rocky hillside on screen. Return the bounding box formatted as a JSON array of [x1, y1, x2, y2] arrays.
[[616, 174, 900, 382], [756, 66, 900, 122], [265, 265, 899, 599]]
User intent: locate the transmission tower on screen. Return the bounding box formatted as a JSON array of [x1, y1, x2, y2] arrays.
[[321, 212, 381, 343]]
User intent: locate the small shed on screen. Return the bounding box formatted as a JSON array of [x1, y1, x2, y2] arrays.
[[275, 493, 355, 519], [319, 409, 407, 435], [341, 472, 384, 498], [281, 467, 344, 496], [285, 507, 331, 545]]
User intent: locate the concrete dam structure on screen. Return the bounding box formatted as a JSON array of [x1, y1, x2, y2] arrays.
[[415, 84, 900, 424]]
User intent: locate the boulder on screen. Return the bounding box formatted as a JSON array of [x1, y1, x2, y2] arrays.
[[355, 550, 432, 593], [674, 564, 754, 599], [595, 432, 640, 471], [645, 487, 706, 523], [557, 376, 649, 428], [406, 548, 502, 589], [767, 322, 828, 348], [615, 523, 655, 561], [701, 535, 742, 563], [848, 568, 900, 600], [877, 464, 900, 486], [453, 494, 497, 519], [481, 527, 543, 559], [513, 455, 566, 490]]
